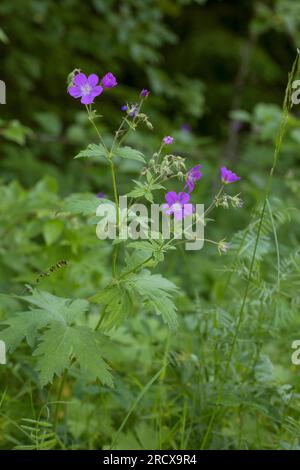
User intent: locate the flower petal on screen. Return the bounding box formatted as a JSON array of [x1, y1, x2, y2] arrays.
[[183, 204, 194, 217], [74, 73, 87, 86], [91, 85, 103, 98], [178, 192, 190, 204], [165, 191, 178, 206], [81, 94, 94, 105], [68, 85, 82, 98], [194, 164, 202, 171], [174, 210, 184, 221], [184, 180, 194, 193], [102, 72, 117, 89], [87, 74, 99, 87], [220, 165, 240, 183], [162, 203, 173, 215]]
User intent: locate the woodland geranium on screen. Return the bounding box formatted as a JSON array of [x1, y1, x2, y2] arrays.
[[220, 166, 241, 184], [140, 88, 150, 97], [68, 73, 103, 105], [163, 136, 173, 145], [184, 164, 202, 193], [163, 191, 193, 220], [101, 72, 117, 89]]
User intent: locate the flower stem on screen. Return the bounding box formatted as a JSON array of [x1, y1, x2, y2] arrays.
[[204, 185, 224, 217], [117, 254, 153, 280], [109, 159, 119, 277], [53, 368, 68, 431], [85, 105, 108, 151]]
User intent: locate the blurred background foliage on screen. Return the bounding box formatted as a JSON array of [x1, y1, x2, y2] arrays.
[[1, 0, 300, 450]]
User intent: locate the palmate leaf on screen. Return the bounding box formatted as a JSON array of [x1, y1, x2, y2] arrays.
[[62, 193, 102, 216], [0, 309, 53, 352], [115, 146, 145, 163], [92, 269, 179, 330], [127, 176, 164, 203], [127, 239, 176, 265], [126, 271, 179, 330], [127, 185, 154, 203], [34, 323, 112, 387], [74, 143, 108, 161], [0, 290, 88, 351], [91, 285, 133, 330], [19, 290, 88, 325]]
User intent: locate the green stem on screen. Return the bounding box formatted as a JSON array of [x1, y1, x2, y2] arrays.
[[85, 105, 108, 151], [110, 160, 119, 226], [204, 185, 224, 217], [118, 255, 154, 281], [110, 160, 119, 277], [94, 305, 108, 331], [53, 368, 68, 430]]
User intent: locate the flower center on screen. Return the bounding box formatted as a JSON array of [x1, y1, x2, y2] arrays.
[[81, 84, 92, 95], [172, 203, 182, 212]]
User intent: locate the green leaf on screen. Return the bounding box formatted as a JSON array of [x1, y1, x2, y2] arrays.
[[126, 271, 179, 329], [0, 290, 89, 352], [0, 28, 9, 44], [62, 193, 102, 216], [144, 191, 154, 203], [91, 285, 133, 330], [127, 241, 155, 253], [43, 220, 64, 245], [0, 309, 54, 352], [34, 323, 112, 387], [1, 120, 32, 145], [74, 143, 108, 161], [229, 109, 252, 123], [19, 290, 89, 325], [127, 187, 147, 199], [127, 239, 174, 265], [115, 146, 145, 163]]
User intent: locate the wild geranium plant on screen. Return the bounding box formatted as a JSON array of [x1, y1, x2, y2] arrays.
[[0, 70, 242, 427]]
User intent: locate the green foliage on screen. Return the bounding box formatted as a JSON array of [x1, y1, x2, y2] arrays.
[[91, 270, 178, 330], [1, 0, 300, 453], [74, 143, 108, 161], [116, 146, 145, 163], [0, 290, 112, 387], [34, 323, 112, 387]]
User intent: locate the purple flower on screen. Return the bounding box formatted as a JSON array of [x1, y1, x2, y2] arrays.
[[184, 164, 202, 193], [121, 104, 128, 112], [163, 191, 193, 221], [68, 73, 103, 105], [101, 72, 117, 89], [181, 123, 192, 133], [220, 166, 241, 184], [140, 88, 150, 98], [163, 136, 173, 145], [97, 192, 105, 199]]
